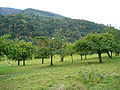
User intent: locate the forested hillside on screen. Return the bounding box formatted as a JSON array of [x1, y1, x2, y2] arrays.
[[0, 7, 105, 42]]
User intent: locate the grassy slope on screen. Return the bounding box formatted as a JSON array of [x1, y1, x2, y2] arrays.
[[0, 54, 120, 90]]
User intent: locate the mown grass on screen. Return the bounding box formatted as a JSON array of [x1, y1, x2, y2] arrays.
[[0, 54, 120, 90]]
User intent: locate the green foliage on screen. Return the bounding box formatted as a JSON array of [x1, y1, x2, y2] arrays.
[[35, 36, 50, 59], [35, 34, 66, 64], [0, 55, 7, 61], [53, 32, 66, 55], [9, 40, 35, 61], [0, 34, 35, 65], [74, 37, 89, 53], [75, 33, 117, 53], [74, 32, 118, 62], [0, 7, 105, 42], [82, 33, 117, 51], [22, 8, 64, 18], [78, 67, 120, 89], [0, 34, 11, 57], [65, 43, 75, 55], [103, 26, 120, 52], [78, 67, 104, 85], [48, 33, 65, 56]]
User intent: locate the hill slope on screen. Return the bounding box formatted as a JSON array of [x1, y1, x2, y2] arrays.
[[0, 7, 21, 15], [0, 7, 105, 42], [22, 8, 65, 18], [0, 7, 64, 18]]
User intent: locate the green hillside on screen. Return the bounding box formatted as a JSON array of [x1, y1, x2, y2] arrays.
[[0, 7, 105, 42]]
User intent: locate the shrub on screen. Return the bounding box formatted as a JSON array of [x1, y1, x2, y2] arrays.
[[78, 67, 120, 89]]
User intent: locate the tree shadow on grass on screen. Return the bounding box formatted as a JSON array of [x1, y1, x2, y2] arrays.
[[4, 56, 120, 74]]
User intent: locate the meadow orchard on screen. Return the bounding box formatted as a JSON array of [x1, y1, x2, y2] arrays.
[[0, 54, 120, 89]]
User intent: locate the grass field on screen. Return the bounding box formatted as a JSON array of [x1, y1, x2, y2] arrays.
[[0, 54, 120, 90]]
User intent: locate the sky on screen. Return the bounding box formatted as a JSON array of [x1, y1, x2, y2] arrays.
[[0, 0, 120, 29]]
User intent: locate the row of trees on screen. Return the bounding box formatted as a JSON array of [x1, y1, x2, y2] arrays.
[[0, 27, 120, 66], [74, 27, 120, 63], [0, 33, 73, 66], [34, 33, 74, 65]]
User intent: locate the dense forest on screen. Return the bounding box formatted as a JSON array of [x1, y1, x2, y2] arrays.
[[0, 7, 105, 42]]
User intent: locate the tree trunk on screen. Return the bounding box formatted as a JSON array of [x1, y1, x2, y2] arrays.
[[18, 60, 20, 66], [117, 52, 119, 56], [80, 54, 83, 60], [50, 55, 53, 66], [106, 51, 112, 59], [110, 51, 112, 57], [60, 56, 64, 62], [71, 54, 73, 62], [85, 54, 87, 59], [115, 52, 119, 56], [97, 51, 102, 63], [42, 57, 44, 64], [23, 59, 25, 66]]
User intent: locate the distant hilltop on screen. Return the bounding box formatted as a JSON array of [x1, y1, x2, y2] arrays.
[[0, 7, 64, 18], [0, 7, 21, 15]]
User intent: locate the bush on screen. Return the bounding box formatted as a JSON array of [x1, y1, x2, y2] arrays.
[[78, 67, 120, 89]]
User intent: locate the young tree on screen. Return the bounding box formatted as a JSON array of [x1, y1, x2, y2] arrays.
[[35, 34, 66, 66], [48, 38, 56, 66], [35, 36, 49, 64], [48, 32, 66, 65], [103, 26, 120, 56], [74, 38, 89, 60], [66, 43, 75, 62], [0, 34, 34, 65], [55, 35, 66, 62], [74, 33, 117, 63], [8, 40, 35, 66]]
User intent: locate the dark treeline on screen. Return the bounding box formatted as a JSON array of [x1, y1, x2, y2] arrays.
[[0, 26, 120, 66]]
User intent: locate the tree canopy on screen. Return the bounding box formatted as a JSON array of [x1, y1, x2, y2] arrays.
[[74, 32, 118, 62]]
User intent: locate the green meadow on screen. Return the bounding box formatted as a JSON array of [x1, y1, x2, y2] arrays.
[[0, 54, 120, 90]]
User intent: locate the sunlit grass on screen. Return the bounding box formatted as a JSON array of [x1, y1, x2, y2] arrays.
[[0, 54, 120, 90]]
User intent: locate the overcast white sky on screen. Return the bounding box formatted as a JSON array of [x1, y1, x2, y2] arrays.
[[0, 0, 120, 28]]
